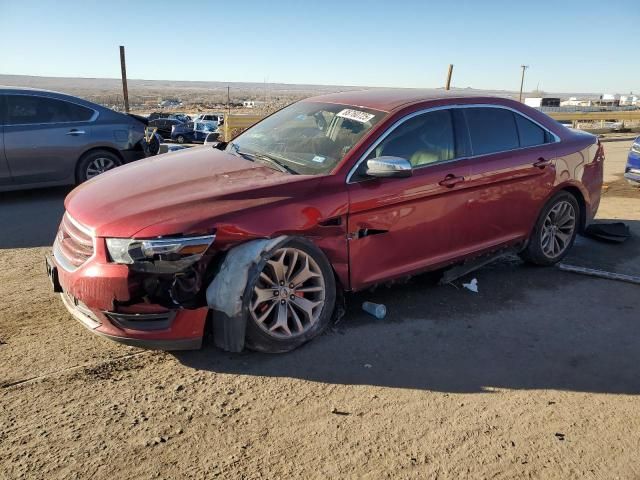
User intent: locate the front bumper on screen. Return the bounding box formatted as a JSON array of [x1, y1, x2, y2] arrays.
[[59, 292, 203, 350], [48, 239, 207, 350]]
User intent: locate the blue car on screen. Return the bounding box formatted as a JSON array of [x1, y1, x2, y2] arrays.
[[171, 121, 218, 144], [625, 136, 640, 185]]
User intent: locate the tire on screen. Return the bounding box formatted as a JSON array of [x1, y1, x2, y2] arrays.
[[176, 135, 185, 144], [244, 238, 336, 353], [76, 150, 122, 183], [520, 191, 580, 266]]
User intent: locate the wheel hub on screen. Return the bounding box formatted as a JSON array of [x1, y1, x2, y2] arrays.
[[250, 247, 325, 339], [541, 200, 576, 258]]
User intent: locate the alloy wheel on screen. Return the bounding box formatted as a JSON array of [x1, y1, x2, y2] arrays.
[[541, 200, 576, 258], [250, 247, 325, 339], [85, 157, 117, 179]]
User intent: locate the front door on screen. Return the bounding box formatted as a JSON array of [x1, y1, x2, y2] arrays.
[[346, 108, 479, 290]]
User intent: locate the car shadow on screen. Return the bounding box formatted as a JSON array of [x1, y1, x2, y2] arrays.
[[175, 220, 640, 395], [0, 187, 70, 249]]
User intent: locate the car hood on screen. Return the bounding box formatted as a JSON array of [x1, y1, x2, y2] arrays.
[[65, 146, 314, 238]]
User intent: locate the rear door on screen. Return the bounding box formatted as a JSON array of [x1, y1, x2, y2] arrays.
[[462, 106, 557, 249], [3, 94, 96, 184], [347, 108, 480, 290], [0, 94, 12, 186]]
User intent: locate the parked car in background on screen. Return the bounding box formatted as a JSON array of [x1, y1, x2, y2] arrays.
[[149, 118, 185, 139], [625, 136, 640, 185], [148, 112, 190, 123], [171, 120, 218, 143], [0, 87, 152, 191], [194, 113, 224, 125], [48, 90, 604, 354], [204, 132, 220, 145]]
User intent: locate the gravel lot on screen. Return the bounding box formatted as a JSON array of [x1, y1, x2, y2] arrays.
[[1, 141, 639, 479]]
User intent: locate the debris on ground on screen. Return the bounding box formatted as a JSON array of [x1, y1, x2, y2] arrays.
[[331, 407, 350, 416], [557, 264, 640, 285], [362, 301, 387, 319], [585, 222, 631, 243], [462, 278, 479, 293]]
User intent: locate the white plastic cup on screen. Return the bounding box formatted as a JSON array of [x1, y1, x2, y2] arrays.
[[362, 301, 387, 319]]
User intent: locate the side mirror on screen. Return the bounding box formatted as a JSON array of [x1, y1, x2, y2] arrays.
[[366, 156, 412, 178]]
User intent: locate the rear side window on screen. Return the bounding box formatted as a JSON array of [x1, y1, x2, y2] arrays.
[[6, 95, 94, 124], [465, 107, 519, 156], [515, 113, 549, 147], [369, 109, 455, 167]]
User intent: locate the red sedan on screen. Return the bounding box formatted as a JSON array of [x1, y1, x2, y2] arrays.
[[47, 90, 604, 353]]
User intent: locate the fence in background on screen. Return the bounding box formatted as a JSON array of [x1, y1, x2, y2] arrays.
[[223, 114, 265, 141]]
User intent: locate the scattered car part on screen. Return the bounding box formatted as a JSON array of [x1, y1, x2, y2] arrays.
[[462, 278, 479, 293], [439, 248, 517, 285], [557, 264, 640, 286], [584, 222, 631, 243]]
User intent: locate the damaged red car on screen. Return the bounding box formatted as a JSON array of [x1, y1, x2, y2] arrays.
[[46, 90, 604, 353]]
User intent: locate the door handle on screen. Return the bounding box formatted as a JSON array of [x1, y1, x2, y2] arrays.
[[66, 129, 86, 136], [439, 174, 465, 188], [533, 157, 552, 169]]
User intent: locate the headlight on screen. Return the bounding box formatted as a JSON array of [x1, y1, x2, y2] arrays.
[[106, 235, 215, 265], [631, 142, 640, 154]]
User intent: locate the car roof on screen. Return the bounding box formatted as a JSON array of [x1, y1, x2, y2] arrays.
[[303, 88, 513, 112], [0, 86, 108, 110]]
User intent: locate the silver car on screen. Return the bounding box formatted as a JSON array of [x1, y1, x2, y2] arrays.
[[0, 87, 150, 192]]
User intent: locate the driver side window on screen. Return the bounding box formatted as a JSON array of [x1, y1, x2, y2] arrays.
[[368, 109, 455, 168]]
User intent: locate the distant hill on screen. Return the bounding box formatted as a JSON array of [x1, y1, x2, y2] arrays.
[[0, 74, 601, 111]]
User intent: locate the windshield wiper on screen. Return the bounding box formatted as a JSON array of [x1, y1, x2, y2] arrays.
[[229, 143, 256, 163], [228, 144, 297, 174], [252, 153, 298, 175]]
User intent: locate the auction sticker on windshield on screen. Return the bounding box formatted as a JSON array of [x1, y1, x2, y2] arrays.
[[337, 109, 375, 123]]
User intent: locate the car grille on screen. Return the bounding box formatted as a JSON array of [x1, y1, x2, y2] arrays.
[[54, 213, 94, 270]]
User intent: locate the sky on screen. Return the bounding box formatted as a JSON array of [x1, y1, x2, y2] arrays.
[[1, 0, 638, 94]]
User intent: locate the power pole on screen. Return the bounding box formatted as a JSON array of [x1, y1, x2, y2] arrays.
[[445, 64, 454, 90], [519, 65, 529, 102], [227, 85, 230, 115], [119, 46, 130, 113]]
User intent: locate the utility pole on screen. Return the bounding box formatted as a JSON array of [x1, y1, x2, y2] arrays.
[[445, 64, 454, 90], [119, 46, 130, 113], [519, 65, 529, 102], [227, 85, 230, 115]]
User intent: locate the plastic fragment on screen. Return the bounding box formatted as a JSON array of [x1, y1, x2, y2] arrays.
[[462, 278, 479, 293]]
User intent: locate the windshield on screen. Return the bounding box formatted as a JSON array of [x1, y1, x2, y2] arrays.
[[225, 102, 385, 175]]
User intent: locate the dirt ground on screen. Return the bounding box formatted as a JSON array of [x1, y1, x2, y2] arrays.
[[1, 140, 639, 479]]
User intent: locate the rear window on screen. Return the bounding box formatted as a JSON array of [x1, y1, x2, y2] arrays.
[[465, 107, 519, 156], [6, 95, 94, 124], [515, 113, 549, 147]]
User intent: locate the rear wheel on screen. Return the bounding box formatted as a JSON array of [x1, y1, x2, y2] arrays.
[[244, 238, 336, 353], [76, 150, 122, 183], [176, 135, 186, 144], [520, 191, 580, 266]]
